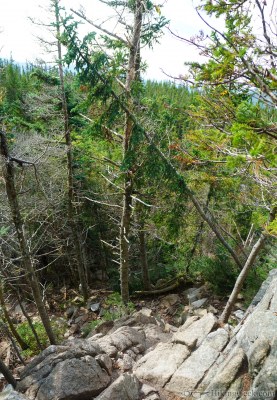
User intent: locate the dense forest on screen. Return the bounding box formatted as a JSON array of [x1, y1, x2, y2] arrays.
[[0, 0, 276, 384]]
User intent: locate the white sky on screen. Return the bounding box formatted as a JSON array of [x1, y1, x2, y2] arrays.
[[0, 0, 215, 80]]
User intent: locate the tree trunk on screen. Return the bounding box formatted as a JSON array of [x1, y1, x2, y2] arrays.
[[120, 179, 133, 303], [0, 283, 28, 350], [14, 288, 43, 350], [0, 130, 57, 345], [54, 0, 89, 301], [186, 184, 214, 272], [0, 357, 17, 388], [0, 321, 26, 365], [120, 0, 143, 303], [220, 207, 276, 323], [139, 225, 151, 291]]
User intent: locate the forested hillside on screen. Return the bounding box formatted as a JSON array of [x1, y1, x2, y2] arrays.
[[0, 0, 276, 386]]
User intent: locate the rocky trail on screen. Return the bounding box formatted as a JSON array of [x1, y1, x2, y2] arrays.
[[1, 270, 277, 399]]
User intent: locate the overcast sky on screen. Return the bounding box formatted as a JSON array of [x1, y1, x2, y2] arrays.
[[0, 0, 213, 80]]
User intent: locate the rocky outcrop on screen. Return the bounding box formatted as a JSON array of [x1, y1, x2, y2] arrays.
[[16, 270, 277, 400], [17, 309, 170, 400], [135, 269, 277, 399]]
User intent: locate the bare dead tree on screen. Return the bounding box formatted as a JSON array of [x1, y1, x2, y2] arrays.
[[0, 130, 56, 344]]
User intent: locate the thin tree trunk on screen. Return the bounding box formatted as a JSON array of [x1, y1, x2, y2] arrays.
[[120, 180, 133, 303], [54, 0, 88, 301], [186, 184, 214, 272], [95, 206, 109, 282], [0, 321, 26, 365], [0, 357, 17, 388], [120, 0, 143, 303], [139, 225, 151, 291], [14, 288, 43, 350], [220, 207, 276, 323], [0, 130, 57, 345], [0, 283, 28, 350]]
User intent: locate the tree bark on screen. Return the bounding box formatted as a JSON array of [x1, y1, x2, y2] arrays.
[[0, 283, 28, 350], [0, 321, 25, 365], [14, 288, 43, 350], [186, 184, 214, 272], [54, 0, 89, 301], [120, 0, 143, 303], [139, 226, 151, 291], [220, 207, 276, 323], [0, 130, 57, 345], [0, 357, 17, 388]]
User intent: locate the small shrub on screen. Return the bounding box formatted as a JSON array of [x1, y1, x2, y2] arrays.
[[17, 320, 66, 357]]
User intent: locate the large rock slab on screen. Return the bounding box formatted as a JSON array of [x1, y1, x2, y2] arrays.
[[165, 328, 229, 396], [94, 373, 140, 400], [18, 326, 145, 400], [172, 312, 217, 349], [134, 342, 190, 386], [36, 356, 110, 400], [248, 337, 277, 400], [198, 269, 277, 400], [200, 347, 245, 400]]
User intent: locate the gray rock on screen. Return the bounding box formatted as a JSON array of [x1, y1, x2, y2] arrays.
[[160, 294, 180, 308], [94, 326, 146, 357], [140, 383, 159, 397], [248, 338, 270, 378], [233, 310, 244, 320], [173, 313, 217, 349], [183, 287, 204, 303], [18, 342, 104, 399], [117, 353, 133, 371], [221, 377, 243, 400], [134, 342, 190, 386], [90, 302, 101, 312], [208, 305, 218, 314], [165, 329, 229, 395], [36, 356, 110, 400], [200, 348, 245, 400], [65, 306, 77, 319], [143, 324, 171, 349], [132, 308, 157, 325], [143, 394, 160, 400], [193, 308, 208, 318], [248, 338, 277, 400], [250, 269, 277, 307], [94, 373, 140, 400], [191, 298, 208, 309], [0, 386, 30, 400], [95, 354, 113, 375]]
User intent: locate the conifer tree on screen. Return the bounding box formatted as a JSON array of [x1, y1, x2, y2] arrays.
[[51, 0, 89, 301]]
